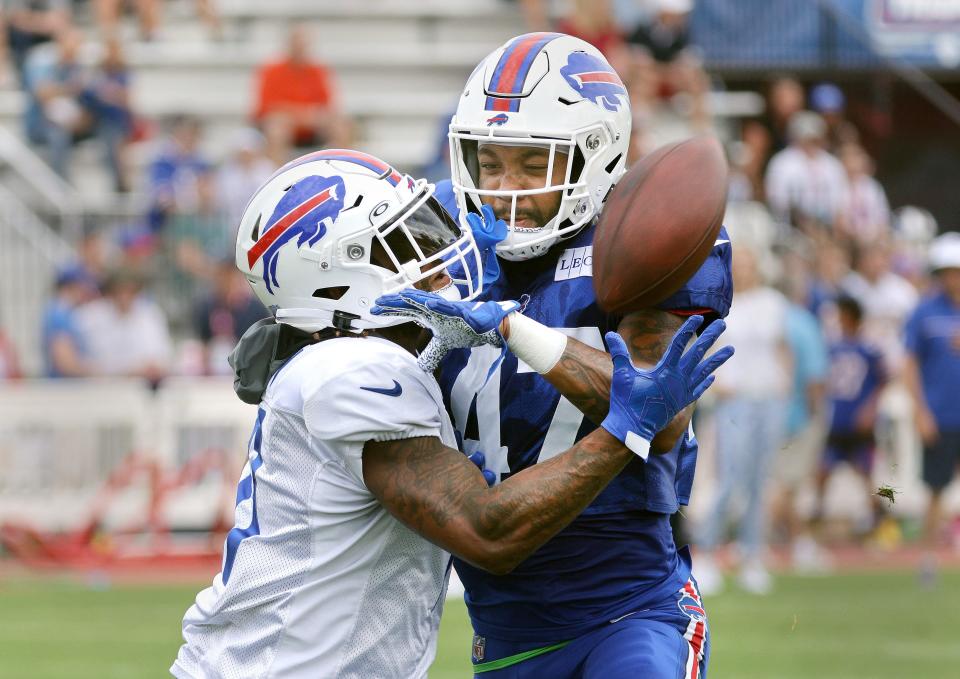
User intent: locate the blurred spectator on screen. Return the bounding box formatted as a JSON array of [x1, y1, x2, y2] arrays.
[[253, 26, 349, 166], [168, 176, 229, 292], [76, 267, 172, 382], [94, 0, 160, 40], [625, 0, 710, 144], [0, 323, 22, 379], [696, 247, 793, 595], [727, 120, 772, 203], [842, 242, 918, 371], [23, 26, 92, 179], [147, 115, 213, 232], [904, 233, 960, 557], [3, 0, 70, 84], [509, 0, 550, 32], [809, 82, 859, 152], [627, 0, 693, 63], [892, 206, 938, 288], [215, 128, 276, 234], [42, 264, 98, 378], [763, 75, 805, 154], [839, 143, 890, 246], [193, 259, 267, 375], [764, 111, 849, 233], [771, 301, 830, 572], [80, 36, 134, 192], [817, 296, 888, 538], [808, 240, 850, 329], [93, 0, 220, 41], [726, 140, 756, 203], [76, 228, 111, 285], [556, 0, 626, 63]]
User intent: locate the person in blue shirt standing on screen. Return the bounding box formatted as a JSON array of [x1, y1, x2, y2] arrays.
[[408, 33, 732, 679], [42, 264, 97, 378], [771, 300, 830, 571], [817, 295, 887, 534], [904, 233, 960, 558]]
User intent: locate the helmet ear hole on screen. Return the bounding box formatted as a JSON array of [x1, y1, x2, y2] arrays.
[[312, 286, 349, 300], [566, 147, 585, 194], [604, 153, 623, 176]]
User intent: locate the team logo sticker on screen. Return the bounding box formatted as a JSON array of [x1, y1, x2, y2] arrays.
[[678, 592, 707, 623], [472, 634, 486, 662], [486, 113, 510, 126], [560, 52, 628, 112], [246, 174, 346, 293]]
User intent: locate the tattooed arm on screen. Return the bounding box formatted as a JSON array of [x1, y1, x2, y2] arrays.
[[364, 315, 731, 574], [363, 429, 632, 575], [520, 309, 694, 453]]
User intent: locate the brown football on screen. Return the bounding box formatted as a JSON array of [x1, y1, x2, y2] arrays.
[[593, 136, 728, 314]]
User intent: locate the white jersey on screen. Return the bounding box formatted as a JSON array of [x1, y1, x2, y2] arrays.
[[172, 336, 457, 679]]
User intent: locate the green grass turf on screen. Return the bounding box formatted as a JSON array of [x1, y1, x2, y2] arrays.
[[1, 571, 958, 678]]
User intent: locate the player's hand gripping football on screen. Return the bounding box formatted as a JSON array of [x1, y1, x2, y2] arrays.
[[371, 289, 520, 372], [601, 315, 733, 460]]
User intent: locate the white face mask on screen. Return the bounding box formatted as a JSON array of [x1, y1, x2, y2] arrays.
[[435, 281, 463, 302]]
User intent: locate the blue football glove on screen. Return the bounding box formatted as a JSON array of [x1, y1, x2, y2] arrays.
[[447, 204, 508, 288], [466, 204, 508, 286], [600, 315, 733, 460], [371, 289, 520, 372], [468, 451, 497, 487]]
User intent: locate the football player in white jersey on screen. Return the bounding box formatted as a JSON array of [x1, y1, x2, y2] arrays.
[[171, 149, 732, 679]]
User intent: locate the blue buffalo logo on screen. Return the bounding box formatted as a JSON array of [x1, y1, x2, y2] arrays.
[[678, 593, 706, 623], [246, 174, 346, 293], [486, 113, 509, 126], [560, 52, 627, 112]]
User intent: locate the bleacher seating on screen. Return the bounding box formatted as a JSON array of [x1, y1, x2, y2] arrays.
[[0, 0, 523, 203]]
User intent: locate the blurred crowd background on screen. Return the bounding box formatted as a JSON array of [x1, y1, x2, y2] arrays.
[[2, 0, 960, 591]]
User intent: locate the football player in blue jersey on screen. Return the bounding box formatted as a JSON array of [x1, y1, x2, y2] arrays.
[[376, 33, 733, 678]]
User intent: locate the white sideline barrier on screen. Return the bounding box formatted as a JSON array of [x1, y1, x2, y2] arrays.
[[0, 378, 256, 531], [1, 379, 956, 535]]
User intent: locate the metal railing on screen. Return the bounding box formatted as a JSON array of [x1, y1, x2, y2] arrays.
[[0, 182, 75, 376], [0, 125, 84, 239]]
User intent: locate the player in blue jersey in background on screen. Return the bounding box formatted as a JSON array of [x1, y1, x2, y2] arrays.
[[816, 295, 888, 534], [405, 34, 731, 678]]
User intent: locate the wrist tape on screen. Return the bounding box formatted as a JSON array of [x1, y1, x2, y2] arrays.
[[505, 312, 567, 374]]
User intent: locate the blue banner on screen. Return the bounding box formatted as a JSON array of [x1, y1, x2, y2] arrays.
[[690, 0, 960, 70]]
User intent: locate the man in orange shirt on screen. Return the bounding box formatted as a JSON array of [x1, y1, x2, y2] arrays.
[[253, 26, 350, 164]]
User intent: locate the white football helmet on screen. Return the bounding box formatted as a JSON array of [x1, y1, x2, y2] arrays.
[[449, 33, 632, 261], [236, 149, 483, 333]]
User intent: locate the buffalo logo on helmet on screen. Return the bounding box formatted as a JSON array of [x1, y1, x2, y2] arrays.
[[247, 174, 347, 293], [677, 593, 707, 623], [560, 52, 627, 113], [486, 113, 510, 126]]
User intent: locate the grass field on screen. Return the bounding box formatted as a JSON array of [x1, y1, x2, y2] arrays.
[[2, 570, 959, 678]]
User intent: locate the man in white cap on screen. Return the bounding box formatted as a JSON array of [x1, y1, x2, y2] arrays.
[[904, 232, 960, 567]]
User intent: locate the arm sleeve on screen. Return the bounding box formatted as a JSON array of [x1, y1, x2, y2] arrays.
[[656, 226, 733, 318]]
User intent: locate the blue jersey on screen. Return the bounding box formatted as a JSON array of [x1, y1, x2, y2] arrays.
[[436, 185, 733, 642], [827, 339, 884, 434]]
